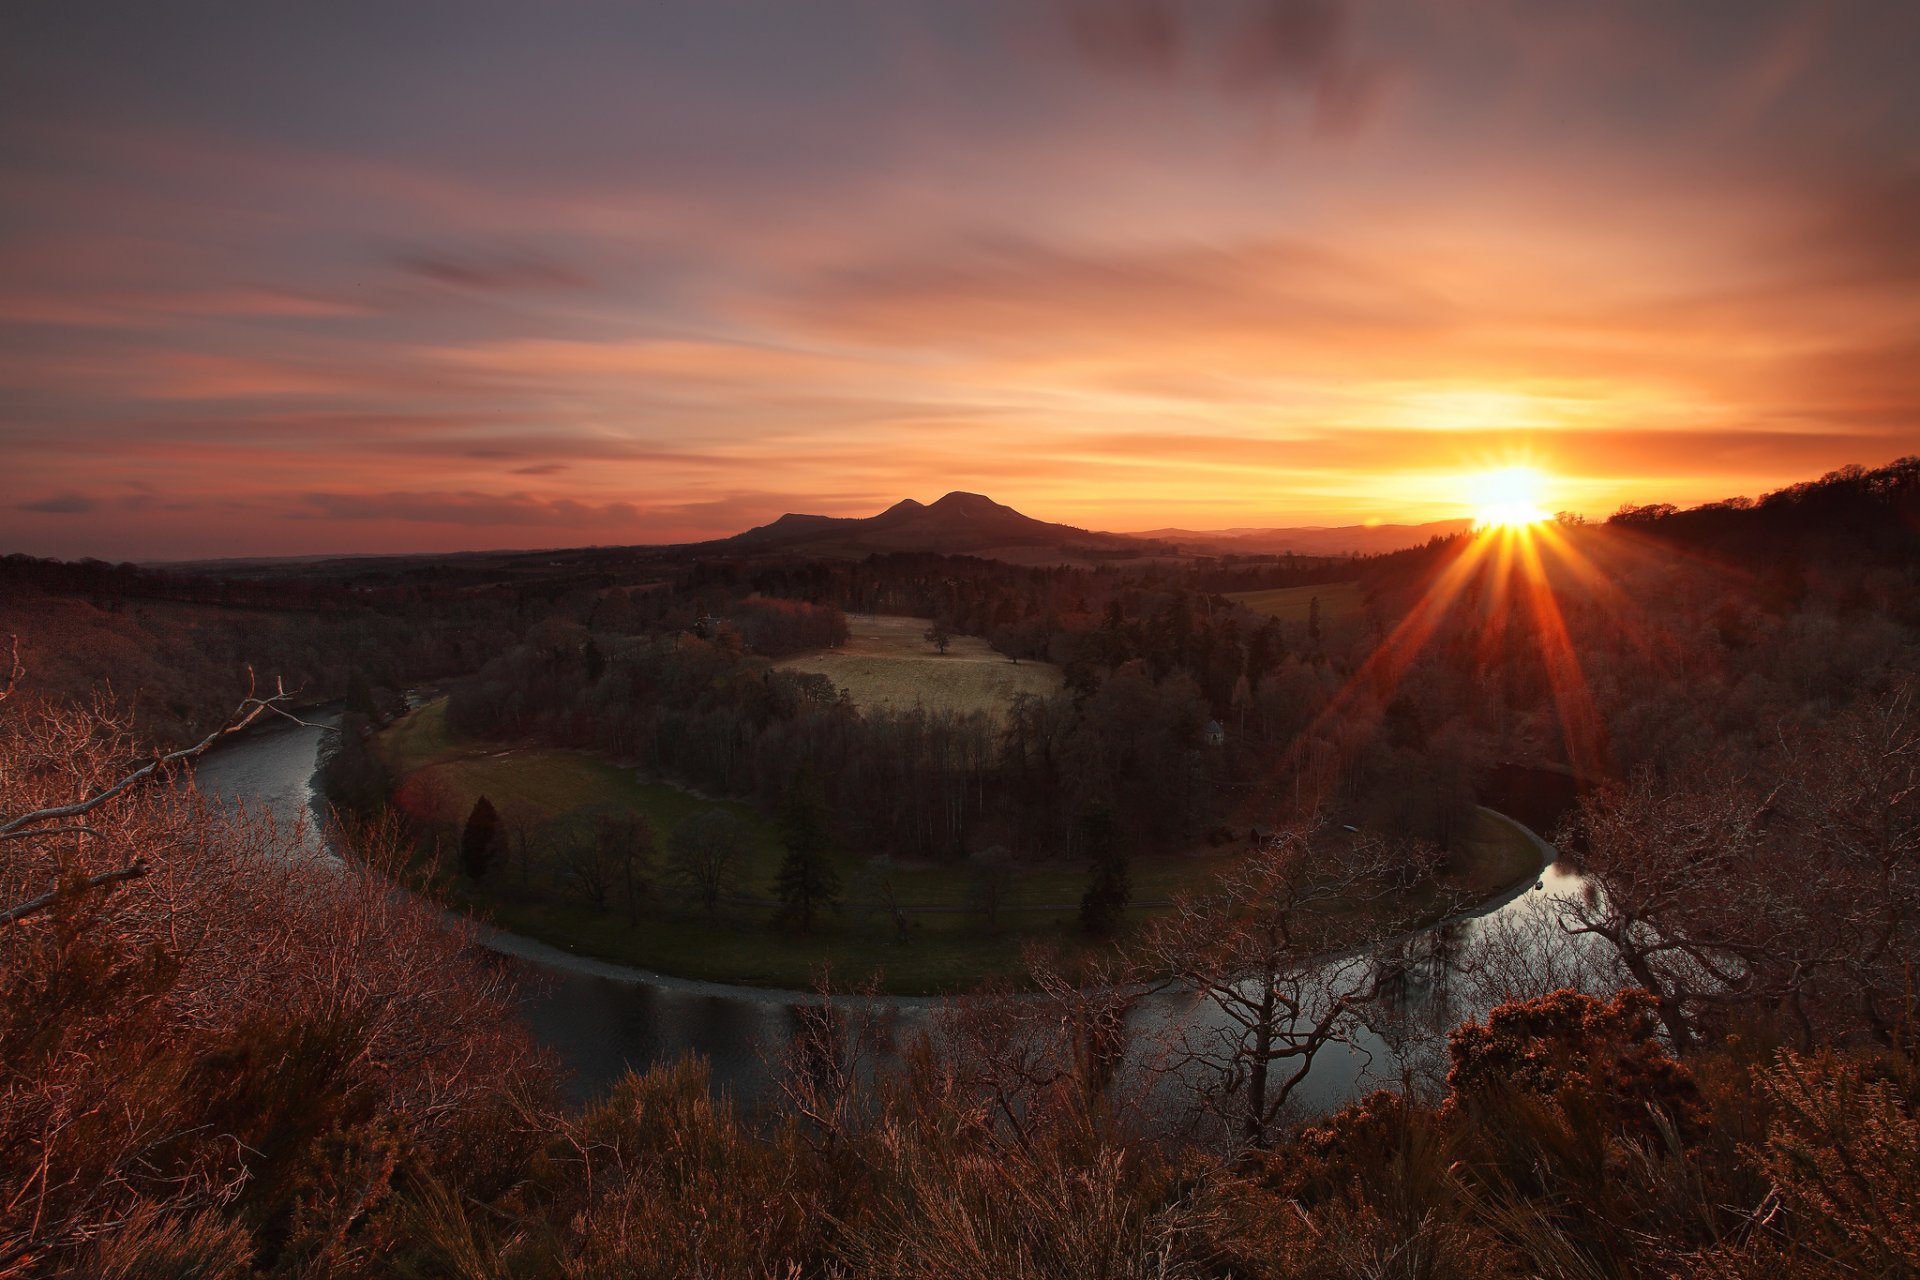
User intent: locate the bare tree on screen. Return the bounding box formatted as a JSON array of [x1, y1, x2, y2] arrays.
[[1554, 770, 1792, 1051], [1142, 825, 1450, 1148], [964, 845, 1016, 932], [1778, 679, 1920, 1047], [664, 809, 750, 917], [553, 808, 654, 920], [596, 808, 655, 924], [549, 822, 610, 912], [499, 799, 541, 891]]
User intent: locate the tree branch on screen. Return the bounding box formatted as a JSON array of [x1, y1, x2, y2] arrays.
[[0, 670, 309, 837], [0, 861, 147, 927]]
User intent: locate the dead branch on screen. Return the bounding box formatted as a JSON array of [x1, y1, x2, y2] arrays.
[[0, 825, 101, 844], [0, 669, 309, 838], [0, 861, 147, 927]]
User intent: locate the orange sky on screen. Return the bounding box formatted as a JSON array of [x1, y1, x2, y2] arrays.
[[3, 1, 1917, 559]]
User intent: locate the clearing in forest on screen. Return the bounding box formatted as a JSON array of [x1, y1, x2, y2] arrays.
[[1228, 580, 1367, 624], [774, 613, 1062, 721]]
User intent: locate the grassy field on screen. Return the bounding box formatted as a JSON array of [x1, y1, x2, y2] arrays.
[[774, 614, 1062, 722], [1228, 581, 1367, 624], [376, 699, 1541, 994]]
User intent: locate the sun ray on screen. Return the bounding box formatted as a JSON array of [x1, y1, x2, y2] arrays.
[[1513, 524, 1609, 780]]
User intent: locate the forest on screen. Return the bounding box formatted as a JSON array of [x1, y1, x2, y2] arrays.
[[2, 458, 1919, 1277]]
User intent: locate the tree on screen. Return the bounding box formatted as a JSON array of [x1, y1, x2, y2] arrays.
[[460, 795, 500, 882], [546, 806, 652, 919], [964, 845, 1016, 932], [553, 823, 613, 912], [924, 623, 952, 655], [593, 807, 655, 924], [1142, 826, 1438, 1148], [1077, 807, 1130, 938], [666, 809, 751, 918], [775, 780, 840, 931], [1554, 771, 1783, 1052], [1306, 595, 1322, 648]]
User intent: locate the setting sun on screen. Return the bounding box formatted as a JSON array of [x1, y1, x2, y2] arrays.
[[1470, 466, 1551, 530]]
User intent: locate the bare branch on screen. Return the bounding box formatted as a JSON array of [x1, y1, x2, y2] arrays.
[[0, 677, 307, 837], [0, 825, 102, 844], [0, 861, 147, 927]]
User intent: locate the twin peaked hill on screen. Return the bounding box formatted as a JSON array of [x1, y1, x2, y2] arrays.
[[705, 490, 1466, 560], [714, 491, 1144, 558]]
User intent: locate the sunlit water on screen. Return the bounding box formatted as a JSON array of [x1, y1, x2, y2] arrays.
[[192, 712, 1592, 1116]]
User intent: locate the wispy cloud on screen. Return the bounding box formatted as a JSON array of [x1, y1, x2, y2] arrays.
[[2, 1, 1917, 558]]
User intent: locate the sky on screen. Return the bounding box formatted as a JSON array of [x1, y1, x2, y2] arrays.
[[3, 0, 1918, 560]]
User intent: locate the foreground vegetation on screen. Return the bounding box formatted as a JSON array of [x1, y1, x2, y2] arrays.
[[6, 687, 1915, 1278]]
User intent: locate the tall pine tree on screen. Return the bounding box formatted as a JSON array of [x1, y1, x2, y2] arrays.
[[774, 776, 840, 931], [461, 795, 500, 882]]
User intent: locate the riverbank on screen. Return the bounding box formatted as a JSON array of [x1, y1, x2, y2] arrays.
[[373, 699, 1545, 995]]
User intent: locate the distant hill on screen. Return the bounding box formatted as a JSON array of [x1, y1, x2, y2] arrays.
[[707, 491, 1155, 559], [1129, 519, 1473, 557]]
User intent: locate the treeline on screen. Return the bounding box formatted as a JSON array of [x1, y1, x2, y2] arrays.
[[0, 584, 514, 745], [0, 552, 363, 611], [1610, 454, 1920, 568], [420, 612, 1477, 865]]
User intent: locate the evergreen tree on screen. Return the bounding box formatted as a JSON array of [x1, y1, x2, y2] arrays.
[[460, 795, 501, 882], [774, 778, 840, 931], [1078, 805, 1131, 938], [1307, 595, 1323, 648]]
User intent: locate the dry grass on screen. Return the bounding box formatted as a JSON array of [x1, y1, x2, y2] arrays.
[[775, 614, 1062, 722], [1228, 580, 1367, 624]]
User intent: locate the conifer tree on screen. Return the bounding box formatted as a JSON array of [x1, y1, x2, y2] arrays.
[[774, 777, 840, 931], [461, 795, 500, 882]]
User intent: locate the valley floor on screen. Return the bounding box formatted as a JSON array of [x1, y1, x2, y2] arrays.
[[377, 698, 1542, 994]]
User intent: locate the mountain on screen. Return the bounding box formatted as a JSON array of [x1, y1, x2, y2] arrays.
[[703, 493, 1468, 560], [711, 491, 1153, 559], [1128, 519, 1473, 556]]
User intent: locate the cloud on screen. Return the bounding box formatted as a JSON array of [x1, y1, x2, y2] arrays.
[[394, 244, 590, 292], [770, 232, 1447, 356], [4, 1, 1920, 559], [293, 490, 639, 527], [17, 492, 98, 514], [1050, 0, 1390, 132]]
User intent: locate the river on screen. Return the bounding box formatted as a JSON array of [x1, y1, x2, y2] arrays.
[[191, 711, 1592, 1114]]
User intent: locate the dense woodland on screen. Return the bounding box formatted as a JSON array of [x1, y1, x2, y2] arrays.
[[4, 458, 1920, 1277]]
